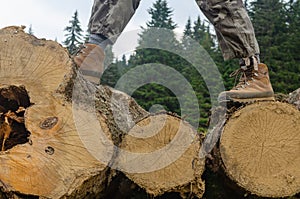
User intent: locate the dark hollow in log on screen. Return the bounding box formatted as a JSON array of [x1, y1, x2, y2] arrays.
[[0, 85, 31, 151]]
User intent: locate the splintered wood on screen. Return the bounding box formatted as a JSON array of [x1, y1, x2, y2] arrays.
[[0, 85, 29, 151]]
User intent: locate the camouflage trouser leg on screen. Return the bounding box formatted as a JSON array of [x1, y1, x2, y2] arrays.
[[88, 0, 259, 60], [88, 0, 141, 43], [196, 0, 259, 60]]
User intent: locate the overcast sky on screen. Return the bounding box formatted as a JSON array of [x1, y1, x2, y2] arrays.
[[0, 0, 206, 57], [0, 0, 205, 41]]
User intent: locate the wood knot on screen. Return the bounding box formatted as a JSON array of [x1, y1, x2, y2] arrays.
[[45, 146, 55, 155], [40, 117, 58, 129]]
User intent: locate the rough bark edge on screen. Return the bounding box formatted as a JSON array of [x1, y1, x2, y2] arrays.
[[207, 100, 300, 199]]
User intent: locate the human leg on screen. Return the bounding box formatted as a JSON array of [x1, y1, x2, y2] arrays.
[[196, 0, 274, 102], [75, 0, 141, 84], [196, 0, 259, 60], [88, 0, 141, 44]]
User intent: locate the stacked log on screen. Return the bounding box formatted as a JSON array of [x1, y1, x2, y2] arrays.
[[0, 26, 299, 199], [0, 26, 205, 198], [220, 101, 300, 197]]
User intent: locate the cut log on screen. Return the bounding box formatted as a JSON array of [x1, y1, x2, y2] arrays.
[[117, 113, 205, 198], [220, 101, 300, 197], [0, 26, 111, 198], [0, 26, 205, 198]]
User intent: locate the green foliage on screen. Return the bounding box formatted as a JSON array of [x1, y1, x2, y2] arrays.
[[101, 46, 119, 86], [146, 0, 177, 30], [249, 0, 300, 93], [63, 10, 84, 54], [183, 17, 192, 37], [102, 1, 220, 131], [192, 16, 215, 53], [101, 0, 300, 133]]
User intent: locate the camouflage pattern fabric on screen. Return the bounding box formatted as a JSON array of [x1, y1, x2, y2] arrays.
[[88, 0, 259, 60], [88, 0, 141, 43], [196, 0, 259, 60]]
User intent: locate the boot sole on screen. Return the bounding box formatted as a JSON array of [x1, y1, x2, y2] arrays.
[[219, 96, 275, 104]]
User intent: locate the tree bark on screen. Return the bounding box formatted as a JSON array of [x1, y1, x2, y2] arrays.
[[288, 88, 300, 111]]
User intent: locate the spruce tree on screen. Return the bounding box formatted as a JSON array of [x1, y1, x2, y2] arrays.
[[285, 0, 300, 68], [182, 17, 193, 49], [191, 16, 215, 53], [249, 0, 299, 93], [138, 0, 179, 51], [192, 17, 205, 43], [146, 0, 177, 29], [63, 10, 83, 54], [183, 17, 192, 37], [100, 45, 117, 87], [126, 0, 182, 118], [28, 24, 34, 35], [181, 16, 222, 129], [250, 0, 287, 63]]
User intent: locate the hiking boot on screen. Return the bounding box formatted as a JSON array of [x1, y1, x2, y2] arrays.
[[218, 63, 275, 103], [74, 43, 105, 84]]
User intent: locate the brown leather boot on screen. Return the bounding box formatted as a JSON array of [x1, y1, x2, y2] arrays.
[[218, 63, 275, 103], [74, 43, 105, 84]]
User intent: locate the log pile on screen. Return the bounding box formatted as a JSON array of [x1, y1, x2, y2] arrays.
[[0, 26, 299, 199], [0, 26, 205, 198]]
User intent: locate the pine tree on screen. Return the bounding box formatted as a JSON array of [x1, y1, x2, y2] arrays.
[[181, 16, 222, 129], [125, 0, 183, 120], [146, 0, 177, 29], [244, 0, 250, 12], [28, 24, 34, 35], [249, 0, 299, 93], [183, 17, 192, 37], [63, 10, 83, 54], [101, 45, 117, 87], [192, 17, 205, 43], [138, 0, 179, 52], [191, 16, 215, 53], [182, 17, 193, 49], [250, 0, 287, 63], [285, 0, 300, 65]]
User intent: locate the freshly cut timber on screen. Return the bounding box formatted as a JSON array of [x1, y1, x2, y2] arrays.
[[220, 101, 300, 197], [0, 26, 111, 198], [117, 113, 205, 198], [0, 26, 206, 198]]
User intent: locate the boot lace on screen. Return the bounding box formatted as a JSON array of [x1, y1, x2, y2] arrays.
[[230, 66, 258, 90]]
